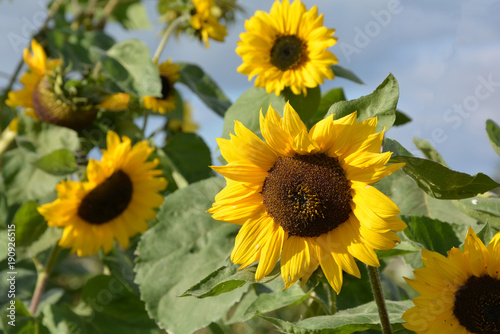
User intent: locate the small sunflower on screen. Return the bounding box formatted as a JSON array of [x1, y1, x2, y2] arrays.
[[236, 0, 338, 96], [6, 39, 59, 117], [143, 59, 180, 114], [167, 102, 199, 133], [208, 103, 406, 293], [38, 131, 167, 257], [402, 227, 500, 334], [190, 0, 227, 48]]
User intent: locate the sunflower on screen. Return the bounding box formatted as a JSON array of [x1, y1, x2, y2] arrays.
[[236, 0, 338, 96], [167, 102, 199, 133], [98, 93, 130, 111], [208, 103, 406, 293], [6, 39, 60, 117], [402, 227, 500, 334], [190, 0, 227, 48], [143, 59, 180, 114], [38, 131, 167, 257]]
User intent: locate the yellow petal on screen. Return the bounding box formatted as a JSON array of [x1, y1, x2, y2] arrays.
[[281, 236, 313, 288], [255, 224, 285, 280], [464, 226, 489, 277]]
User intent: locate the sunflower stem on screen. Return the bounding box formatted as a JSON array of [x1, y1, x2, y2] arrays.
[[141, 109, 150, 134], [152, 15, 189, 64], [95, 0, 123, 30], [367, 265, 393, 334], [29, 244, 62, 315]]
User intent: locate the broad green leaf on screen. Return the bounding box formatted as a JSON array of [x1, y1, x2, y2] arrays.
[[331, 65, 364, 84], [34, 149, 77, 176], [455, 196, 500, 229], [394, 110, 412, 126], [47, 29, 115, 71], [178, 63, 231, 117], [82, 275, 158, 333], [111, 1, 152, 30], [42, 304, 91, 334], [385, 138, 500, 199], [16, 227, 62, 262], [486, 119, 500, 156], [0, 300, 50, 334], [228, 278, 317, 324], [182, 259, 280, 298], [34, 288, 64, 317], [375, 240, 422, 259], [95, 39, 161, 97], [13, 201, 47, 248], [402, 216, 461, 256], [374, 169, 475, 229], [476, 223, 498, 245], [412, 138, 447, 166], [135, 177, 246, 334], [310, 87, 346, 125], [222, 87, 286, 139], [163, 132, 213, 184], [259, 300, 412, 334], [282, 86, 321, 125], [326, 73, 399, 132]]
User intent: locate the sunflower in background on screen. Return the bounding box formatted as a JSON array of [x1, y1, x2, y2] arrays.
[[403, 227, 500, 334], [97, 92, 131, 111], [236, 0, 338, 96], [38, 131, 167, 257], [190, 0, 228, 48], [143, 59, 181, 114], [208, 103, 406, 293]]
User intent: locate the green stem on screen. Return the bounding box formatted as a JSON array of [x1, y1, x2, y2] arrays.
[[95, 0, 122, 30], [141, 109, 150, 134], [152, 15, 189, 63], [29, 244, 62, 315], [329, 286, 337, 315], [366, 265, 392, 334]]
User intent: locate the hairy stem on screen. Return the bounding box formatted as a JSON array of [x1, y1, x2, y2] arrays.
[[367, 265, 393, 334], [152, 15, 189, 63]]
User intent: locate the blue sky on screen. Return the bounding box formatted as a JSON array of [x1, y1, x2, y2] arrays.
[[1, 0, 499, 179]]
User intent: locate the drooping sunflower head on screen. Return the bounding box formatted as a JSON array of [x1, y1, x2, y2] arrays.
[[7, 39, 99, 130], [209, 102, 405, 293], [143, 59, 181, 114], [190, 0, 228, 48], [403, 227, 500, 334], [38, 131, 167, 257], [236, 0, 338, 96]]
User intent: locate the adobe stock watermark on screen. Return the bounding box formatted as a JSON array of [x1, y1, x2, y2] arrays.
[[426, 73, 500, 147], [338, 0, 403, 63], [7, 0, 48, 54]]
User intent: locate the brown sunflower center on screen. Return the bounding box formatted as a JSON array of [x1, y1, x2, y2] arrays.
[[77, 170, 133, 225], [453, 275, 500, 334], [160, 75, 173, 100], [261, 153, 352, 237], [270, 35, 305, 71]]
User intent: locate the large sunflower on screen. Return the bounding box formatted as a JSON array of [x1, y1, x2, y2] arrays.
[[402, 227, 500, 334], [190, 0, 227, 48], [38, 131, 167, 257], [6, 39, 59, 117], [208, 103, 406, 293], [236, 0, 338, 96], [143, 59, 180, 114]]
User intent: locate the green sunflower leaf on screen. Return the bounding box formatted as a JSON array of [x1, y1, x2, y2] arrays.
[[93, 39, 161, 97], [455, 196, 500, 229], [135, 177, 246, 334], [326, 73, 399, 132], [486, 119, 500, 157], [402, 216, 461, 256], [222, 87, 287, 139], [331, 65, 364, 84], [41, 304, 91, 334], [258, 300, 412, 333], [178, 63, 232, 117], [283, 86, 321, 125], [110, 0, 151, 30], [476, 223, 498, 245], [81, 275, 158, 333], [0, 300, 50, 334], [181, 259, 280, 298], [34, 149, 77, 176], [163, 132, 214, 184], [394, 110, 412, 126], [384, 138, 500, 199], [310, 87, 346, 126], [412, 138, 448, 166], [13, 201, 47, 248]]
